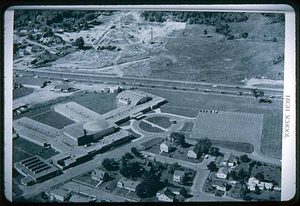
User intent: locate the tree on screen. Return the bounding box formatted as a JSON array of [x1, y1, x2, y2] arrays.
[[170, 132, 185, 146], [74, 37, 84, 49], [207, 162, 218, 172], [136, 173, 161, 198], [208, 147, 220, 156], [255, 172, 264, 181], [101, 158, 118, 171], [238, 168, 247, 180], [229, 170, 239, 181], [255, 184, 261, 195], [168, 162, 181, 174], [124, 152, 134, 160], [120, 161, 144, 178], [240, 154, 250, 163], [204, 29, 207, 35], [198, 138, 212, 154], [131, 147, 140, 156], [242, 32, 248, 38]]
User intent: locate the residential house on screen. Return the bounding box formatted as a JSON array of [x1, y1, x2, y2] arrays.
[[173, 170, 185, 183], [212, 180, 227, 192], [247, 177, 274, 191], [117, 178, 141, 192], [187, 144, 202, 159], [156, 187, 175, 202], [221, 153, 238, 168], [48, 188, 71, 202], [160, 141, 172, 153], [168, 186, 184, 195], [216, 167, 230, 179], [91, 169, 109, 182]]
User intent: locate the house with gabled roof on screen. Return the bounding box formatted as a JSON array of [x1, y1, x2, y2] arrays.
[[247, 177, 274, 191], [221, 153, 238, 168], [91, 169, 109, 182], [117, 178, 141, 192], [187, 144, 202, 159], [173, 170, 185, 183], [160, 141, 173, 153], [156, 187, 175, 202], [216, 167, 230, 179]]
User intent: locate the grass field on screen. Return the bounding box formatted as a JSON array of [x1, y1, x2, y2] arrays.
[[13, 87, 35, 99], [190, 111, 264, 147], [31, 110, 75, 129], [211, 140, 254, 154], [179, 122, 194, 132], [145, 116, 172, 129], [160, 105, 199, 118], [142, 88, 283, 159], [13, 137, 59, 163], [139, 121, 165, 133]]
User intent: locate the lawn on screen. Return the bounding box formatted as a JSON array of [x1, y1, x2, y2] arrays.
[[179, 122, 194, 132], [13, 87, 35, 99], [210, 140, 254, 153], [31, 110, 75, 129], [190, 111, 264, 147], [249, 162, 281, 187], [145, 116, 172, 129], [139, 121, 165, 133], [73, 172, 99, 187], [160, 105, 199, 118], [247, 190, 281, 201], [13, 137, 59, 163], [260, 113, 283, 159]]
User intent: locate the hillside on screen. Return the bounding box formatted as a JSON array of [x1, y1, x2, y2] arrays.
[[13, 10, 285, 85]]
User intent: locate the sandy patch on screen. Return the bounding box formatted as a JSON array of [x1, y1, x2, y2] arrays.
[[246, 78, 284, 87]]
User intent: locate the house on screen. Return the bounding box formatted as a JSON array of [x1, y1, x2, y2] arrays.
[[173, 170, 185, 183], [187, 144, 202, 159], [91, 169, 109, 182], [160, 141, 172, 153], [117, 178, 141, 192], [221, 153, 238, 168], [168, 186, 184, 195], [216, 167, 230, 179], [247, 177, 274, 191], [212, 180, 227, 192], [215, 156, 224, 167], [156, 187, 175, 202], [48, 188, 71, 202]]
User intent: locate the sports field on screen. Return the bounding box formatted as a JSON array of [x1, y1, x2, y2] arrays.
[[190, 111, 264, 146]]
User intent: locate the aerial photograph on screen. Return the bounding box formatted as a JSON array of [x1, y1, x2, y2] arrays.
[[12, 9, 284, 202]]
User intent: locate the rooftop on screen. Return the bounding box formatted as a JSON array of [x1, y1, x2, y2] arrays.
[[174, 170, 185, 177]]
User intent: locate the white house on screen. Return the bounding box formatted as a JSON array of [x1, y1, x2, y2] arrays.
[[91, 169, 109, 182], [48, 188, 71, 202], [173, 170, 185, 183], [247, 177, 274, 191], [156, 187, 175, 202], [187, 144, 201, 159], [221, 153, 238, 168], [117, 178, 141, 192], [160, 141, 172, 153], [216, 167, 230, 179]]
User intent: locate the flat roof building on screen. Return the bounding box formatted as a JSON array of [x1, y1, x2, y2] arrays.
[[14, 155, 61, 187]]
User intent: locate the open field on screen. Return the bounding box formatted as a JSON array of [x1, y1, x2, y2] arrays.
[[31, 110, 75, 129], [190, 111, 264, 146], [145, 116, 172, 129], [13, 87, 35, 99], [142, 88, 283, 159], [211, 140, 254, 154], [13, 137, 59, 163]]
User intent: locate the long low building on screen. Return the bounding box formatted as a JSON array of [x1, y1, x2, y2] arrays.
[[14, 155, 61, 187], [54, 102, 102, 122]]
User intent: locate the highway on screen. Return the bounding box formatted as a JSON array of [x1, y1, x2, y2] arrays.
[[14, 68, 283, 99]]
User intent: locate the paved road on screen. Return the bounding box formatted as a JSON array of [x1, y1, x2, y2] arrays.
[[14, 68, 283, 97]]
